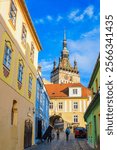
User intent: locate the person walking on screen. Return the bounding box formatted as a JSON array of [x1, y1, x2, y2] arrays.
[[56, 129, 60, 140], [65, 127, 70, 141], [47, 130, 52, 143]]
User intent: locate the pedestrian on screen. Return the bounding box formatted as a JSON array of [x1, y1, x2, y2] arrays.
[[47, 130, 52, 143], [56, 129, 60, 140], [65, 127, 70, 141]]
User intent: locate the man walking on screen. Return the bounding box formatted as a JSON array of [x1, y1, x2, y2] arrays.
[[56, 129, 60, 140], [47, 130, 52, 143], [65, 127, 70, 141]]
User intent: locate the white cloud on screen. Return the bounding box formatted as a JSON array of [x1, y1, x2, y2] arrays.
[[84, 5, 94, 18], [81, 28, 100, 38], [34, 18, 44, 24], [46, 15, 53, 21], [39, 19, 45, 24], [68, 38, 99, 74], [68, 9, 79, 20], [57, 15, 63, 22], [68, 5, 94, 22], [39, 59, 53, 72]]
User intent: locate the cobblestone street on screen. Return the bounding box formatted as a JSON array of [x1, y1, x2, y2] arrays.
[[27, 132, 93, 150]]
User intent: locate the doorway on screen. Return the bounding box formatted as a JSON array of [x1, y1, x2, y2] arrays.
[[24, 119, 32, 149]]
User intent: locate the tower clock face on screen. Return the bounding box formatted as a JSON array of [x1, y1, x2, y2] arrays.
[[64, 74, 68, 80]]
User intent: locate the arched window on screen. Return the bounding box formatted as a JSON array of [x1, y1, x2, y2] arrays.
[[11, 100, 18, 126]]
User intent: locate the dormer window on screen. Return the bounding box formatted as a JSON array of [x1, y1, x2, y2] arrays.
[[9, 0, 17, 27], [73, 89, 78, 94], [69, 87, 82, 97]]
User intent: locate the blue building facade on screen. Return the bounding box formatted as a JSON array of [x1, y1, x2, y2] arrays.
[[34, 73, 50, 144]]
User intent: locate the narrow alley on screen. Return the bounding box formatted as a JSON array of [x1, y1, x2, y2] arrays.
[[27, 132, 93, 150]]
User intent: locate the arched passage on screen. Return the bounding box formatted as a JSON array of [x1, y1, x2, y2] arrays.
[[50, 115, 64, 130]]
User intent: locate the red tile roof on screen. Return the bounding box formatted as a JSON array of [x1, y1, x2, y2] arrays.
[[45, 83, 91, 98]]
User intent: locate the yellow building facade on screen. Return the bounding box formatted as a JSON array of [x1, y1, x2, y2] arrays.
[[45, 83, 91, 130], [0, 0, 41, 150]]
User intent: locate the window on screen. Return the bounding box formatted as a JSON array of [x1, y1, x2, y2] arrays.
[[18, 62, 24, 84], [59, 102, 63, 110], [30, 43, 34, 63], [50, 102, 53, 109], [3, 42, 12, 70], [9, 0, 17, 26], [74, 102, 78, 109], [89, 122, 92, 136], [96, 78, 98, 92], [70, 76, 73, 81], [21, 24, 27, 44], [28, 74, 33, 92], [36, 81, 40, 100], [74, 115, 78, 123], [73, 89, 78, 94]]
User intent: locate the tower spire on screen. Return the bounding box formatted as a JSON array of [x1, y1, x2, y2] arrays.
[[63, 29, 67, 49], [64, 29, 66, 40]]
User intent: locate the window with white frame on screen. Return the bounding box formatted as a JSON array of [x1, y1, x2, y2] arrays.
[[28, 74, 33, 92], [3, 42, 12, 70], [73, 102, 78, 109], [50, 102, 53, 109], [74, 115, 78, 123], [73, 89, 78, 94], [21, 24, 27, 44], [59, 102, 63, 110], [18, 62, 23, 84], [9, 0, 17, 26]]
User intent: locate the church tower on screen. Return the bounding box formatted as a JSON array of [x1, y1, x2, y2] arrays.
[[51, 31, 80, 84]]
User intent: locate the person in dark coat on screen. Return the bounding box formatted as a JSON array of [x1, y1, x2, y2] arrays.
[[47, 130, 52, 143], [65, 127, 70, 141], [56, 129, 60, 140]]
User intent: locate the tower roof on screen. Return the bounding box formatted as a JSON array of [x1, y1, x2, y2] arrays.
[[51, 30, 79, 74], [45, 83, 91, 98]]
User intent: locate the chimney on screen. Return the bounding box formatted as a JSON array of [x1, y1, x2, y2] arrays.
[[38, 65, 42, 76]]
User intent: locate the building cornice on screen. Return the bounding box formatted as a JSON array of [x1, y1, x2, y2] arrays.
[[88, 54, 100, 88], [49, 97, 90, 100], [84, 90, 100, 120], [18, 0, 42, 51]]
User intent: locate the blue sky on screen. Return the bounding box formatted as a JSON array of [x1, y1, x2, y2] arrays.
[[25, 0, 100, 86]]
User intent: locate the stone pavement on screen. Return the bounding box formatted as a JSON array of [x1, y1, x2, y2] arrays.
[[27, 132, 94, 150]]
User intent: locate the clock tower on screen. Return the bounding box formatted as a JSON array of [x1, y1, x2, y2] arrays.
[[51, 31, 80, 84]]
